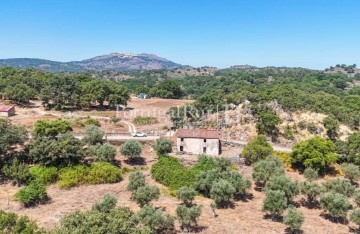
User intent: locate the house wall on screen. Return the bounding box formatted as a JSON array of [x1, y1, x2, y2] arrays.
[[0, 107, 15, 117], [0, 112, 8, 117], [177, 137, 219, 156]]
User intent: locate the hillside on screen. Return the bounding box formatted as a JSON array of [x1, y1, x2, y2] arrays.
[[0, 53, 182, 72]]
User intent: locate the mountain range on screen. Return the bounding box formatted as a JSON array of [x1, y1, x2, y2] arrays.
[[0, 53, 182, 72]]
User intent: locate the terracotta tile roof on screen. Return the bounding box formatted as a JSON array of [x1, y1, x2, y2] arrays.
[[0, 105, 14, 112], [177, 129, 219, 139]]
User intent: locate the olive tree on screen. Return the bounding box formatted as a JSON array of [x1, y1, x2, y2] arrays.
[[131, 185, 160, 207], [82, 124, 105, 145], [350, 209, 360, 231], [176, 186, 196, 206], [341, 163, 360, 182], [252, 158, 285, 186], [210, 179, 236, 208], [138, 205, 175, 233], [176, 204, 202, 232], [265, 175, 299, 203], [120, 140, 142, 161], [127, 171, 146, 192], [87, 143, 117, 162], [262, 190, 288, 220], [323, 178, 355, 197], [303, 167, 319, 181], [283, 207, 304, 233], [300, 181, 324, 205], [153, 138, 173, 156], [320, 192, 351, 219]]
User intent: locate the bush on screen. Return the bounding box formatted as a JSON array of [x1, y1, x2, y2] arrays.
[[176, 204, 202, 232], [354, 190, 360, 206], [15, 180, 47, 206], [92, 193, 117, 213], [29, 165, 58, 185], [120, 140, 142, 160], [151, 156, 197, 190], [153, 138, 173, 156], [320, 192, 351, 218], [291, 136, 339, 171], [323, 178, 355, 197], [176, 186, 196, 205], [33, 119, 72, 139], [300, 181, 324, 205], [303, 167, 319, 181], [262, 190, 288, 219], [0, 210, 40, 233], [131, 185, 160, 207], [252, 158, 285, 185], [58, 163, 122, 189], [283, 207, 304, 232], [2, 159, 32, 186], [342, 163, 360, 182], [127, 171, 146, 192], [138, 205, 174, 233], [242, 135, 273, 164], [265, 175, 299, 203], [350, 209, 360, 230], [82, 124, 104, 145], [87, 143, 117, 162], [210, 179, 236, 208], [84, 118, 101, 127], [133, 116, 158, 125]]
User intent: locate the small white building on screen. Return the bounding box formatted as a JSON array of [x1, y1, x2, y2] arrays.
[[0, 105, 15, 117], [176, 129, 220, 156]]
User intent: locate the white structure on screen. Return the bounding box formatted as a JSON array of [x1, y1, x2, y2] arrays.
[[176, 129, 220, 156]]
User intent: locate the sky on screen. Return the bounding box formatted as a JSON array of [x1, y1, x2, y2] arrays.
[[0, 0, 359, 69]]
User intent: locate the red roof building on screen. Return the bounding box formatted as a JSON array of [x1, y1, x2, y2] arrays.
[[177, 129, 219, 139], [0, 105, 15, 117], [176, 129, 220, 156]]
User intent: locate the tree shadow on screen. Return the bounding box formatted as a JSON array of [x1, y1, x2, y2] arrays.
[[235, 192, 254, 202], [191, 225, 208, 233], [300, 198, 320, 209], [284, 227, 304, 234], [263, 214, 283, 223], [216, 201, 235, 209], [124, 157, 146, 166], [348, 226, 360, 233], [320, 213, 349, 225]]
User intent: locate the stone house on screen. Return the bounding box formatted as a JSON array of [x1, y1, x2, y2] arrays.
[[176, 129, 220, 156], [0, 105, 15, 117]]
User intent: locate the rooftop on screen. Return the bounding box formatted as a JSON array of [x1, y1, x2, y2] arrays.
[[0, 105, 14, 112], [177, 129, 219, 139]]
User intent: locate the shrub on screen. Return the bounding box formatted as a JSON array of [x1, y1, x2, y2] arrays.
[[354, 190, 360, 206], [127, 171, 146, 192], [252, 158, 285, 185], [15, 180, 47, 206], [153, 138, 173, 156], [87, 143, 117, 162], [82, 124, 104, 145], [350, 209, 360, 230], [323, 178, 355, 197], [133, 116, 158, 125], [84, 118, 100, 127], [176, 204, 202, 232], [120, 140, 142, 160], [87, 162, 122, 185], [131, 185, 160, 207], [0, 210, 40, 233], [138, 205, 174, 233], [262, 190, 288, 219], [2, 159, 32, 186], [242, 135, 273, 164], [291, 136, 339, 171], [58, 163, 122, 189], [176, 186, 196, 205], [265, 175, 299, 203], [29, 165, 58, 185], [303, 167, 319, 181], [283, 207, 304, 232], [323, 116, 339, 141], [210, 179, 236, 208], [341, 163, 360, 182], [92, 193, 117, 213], [320, 192, 351, 218], [300, 181, 324, 205], [151, 156, 197, 190], [33, 119, 72, 139], [58, 165, 88, 189]]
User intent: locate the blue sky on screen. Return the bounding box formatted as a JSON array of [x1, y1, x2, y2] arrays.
[[0, 0, 359, 69]]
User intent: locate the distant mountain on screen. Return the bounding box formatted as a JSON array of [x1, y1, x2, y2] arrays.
[[0, 53, 182, 72]]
